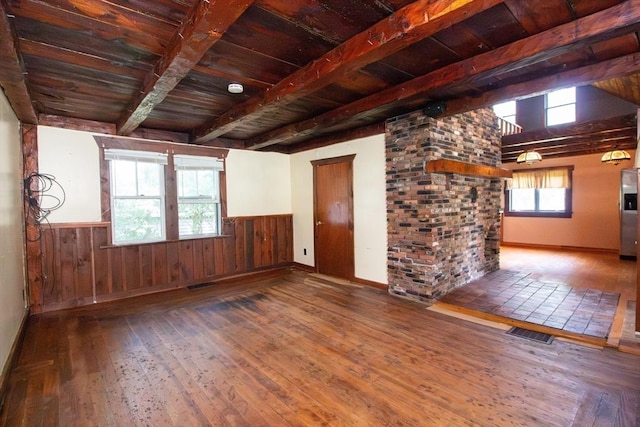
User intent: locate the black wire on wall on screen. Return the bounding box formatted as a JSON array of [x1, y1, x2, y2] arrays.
[[24, 173, 66, 241]]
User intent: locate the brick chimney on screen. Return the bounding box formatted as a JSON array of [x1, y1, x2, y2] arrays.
[[386, 108, 502, 303]]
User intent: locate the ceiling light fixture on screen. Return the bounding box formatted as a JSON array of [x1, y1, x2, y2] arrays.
[[601, 149, 631, 165], [227, 83, 243, 94], [516, 150, 542, 165]]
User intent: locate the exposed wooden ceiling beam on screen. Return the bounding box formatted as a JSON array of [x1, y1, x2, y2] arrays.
[[116, 0, 255, 135], [199, 137, 246, 150], [244, 0, 640, 150], [438, 53, 640, 119], [0, 0, 37, 123], [39, 114, 116, 134], [193, 0, 504, 142], [502, 114, 637, 147], [502, 131, 636, 154], [39, 114, 192, 143], [282, 122, 386, 154], [502, 138, 638, 163], [502, 130, 636, 155], [502, 113, 637, 163]]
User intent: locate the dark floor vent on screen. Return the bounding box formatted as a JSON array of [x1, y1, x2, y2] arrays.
[[506, 327, 554, 344], [187, 282, 214, 290]]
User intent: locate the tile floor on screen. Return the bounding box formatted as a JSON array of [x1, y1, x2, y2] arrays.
[[439, 269, 620, 338]]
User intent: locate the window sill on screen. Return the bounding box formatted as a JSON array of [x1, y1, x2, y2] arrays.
[[100, 234, 232, 249], [504, 212, 572, 218]]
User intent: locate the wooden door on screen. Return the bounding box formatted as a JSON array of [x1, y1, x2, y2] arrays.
[[312, 155, 355, 280]]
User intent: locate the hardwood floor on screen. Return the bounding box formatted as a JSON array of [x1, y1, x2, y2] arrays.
[[2, 268, 639, 426], [499, 246, 636, 300]]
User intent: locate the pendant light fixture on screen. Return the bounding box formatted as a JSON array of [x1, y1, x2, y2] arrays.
[[600, 149, 631, 165], [516, 150, 542, 165]]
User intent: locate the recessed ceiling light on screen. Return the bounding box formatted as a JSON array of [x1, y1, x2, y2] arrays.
[[228, 83, 243, 94]]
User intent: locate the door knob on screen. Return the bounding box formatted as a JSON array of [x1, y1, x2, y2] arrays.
[[316, 221, 323, 226]]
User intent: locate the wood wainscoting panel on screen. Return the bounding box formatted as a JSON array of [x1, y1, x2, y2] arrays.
[[123, 246, 142, 291], [150, 241, 169, 287], [179, 240, 195, 285], [92, 225, 110, 296], [233, 218, 246, 273], [37, 215, 293, 311], [277, 214, 293, 264]]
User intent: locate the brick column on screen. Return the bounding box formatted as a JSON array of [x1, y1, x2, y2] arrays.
[[386, 108, 502, 303]]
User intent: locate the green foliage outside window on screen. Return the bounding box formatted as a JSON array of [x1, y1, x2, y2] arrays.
[[178, 202, 219, 236], [112, 199, 163, 243]]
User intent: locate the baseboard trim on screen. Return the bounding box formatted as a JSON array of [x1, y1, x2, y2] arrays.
[[352, 277, 388, 290], [201, 265, 293, 286], [0, 307, 29, 414], [291, 262, 315, 273], [501, 242, 618, 254], [40, 264, 296, 313], [291, 264, 388, 290]]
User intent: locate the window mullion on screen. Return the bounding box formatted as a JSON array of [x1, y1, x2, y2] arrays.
[[134, 161, 139, 196], [165, 156, 179, 241]]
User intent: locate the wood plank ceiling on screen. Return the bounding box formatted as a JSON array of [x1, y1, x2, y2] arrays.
[[0, 0, 638, 161]]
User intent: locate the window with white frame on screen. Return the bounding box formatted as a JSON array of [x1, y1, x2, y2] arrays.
[[175, 155, 223, 237], [546, 87, 576, 126], [101, 141, 227, 246], [505, 166, 573, 218], [105, 149, 168, 244]]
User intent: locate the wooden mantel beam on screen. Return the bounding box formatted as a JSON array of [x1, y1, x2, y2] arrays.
[[194, 0, 503, 142], [0, 1, 37, 123], [426, 159, 512, 179], [116, 0, 255, 135], [245, 0, 640, 151]]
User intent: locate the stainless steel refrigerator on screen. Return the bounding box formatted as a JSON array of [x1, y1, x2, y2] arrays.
[[620, 169, 637, 259]]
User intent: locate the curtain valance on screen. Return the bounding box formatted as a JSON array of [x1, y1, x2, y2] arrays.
[[508, 167, 571, 189]]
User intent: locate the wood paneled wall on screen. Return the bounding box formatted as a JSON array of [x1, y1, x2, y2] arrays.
[[37, 215, 293, 312]]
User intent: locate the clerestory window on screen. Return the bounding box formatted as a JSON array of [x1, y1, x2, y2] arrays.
[[546, 87, 576, 126]]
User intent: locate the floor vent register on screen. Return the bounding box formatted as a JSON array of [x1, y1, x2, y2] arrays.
[[506, 327, 555, 344]]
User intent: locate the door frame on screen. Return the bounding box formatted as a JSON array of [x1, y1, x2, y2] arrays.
[[311, 154, 355, 280]]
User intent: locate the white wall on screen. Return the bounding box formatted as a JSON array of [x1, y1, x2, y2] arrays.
[[37, 128, 293, 222], [38, 126, 102, 223], [225, 149, 291, 216], [503, 151, 634, 250], [290, 134, 388, 284], [0, 91, 27, 377]]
